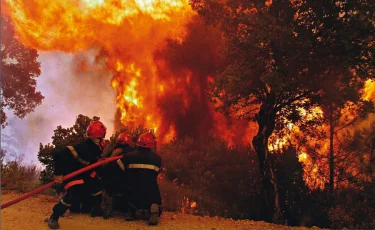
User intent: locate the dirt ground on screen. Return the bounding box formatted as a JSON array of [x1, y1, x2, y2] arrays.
[[1, 191, 321, 230]]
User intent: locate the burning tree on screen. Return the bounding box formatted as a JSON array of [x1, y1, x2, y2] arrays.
[[1, 15, 44, 126], [191, 0, 375, 223]]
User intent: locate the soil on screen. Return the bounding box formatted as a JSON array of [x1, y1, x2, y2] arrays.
[[1, 190, 321, 230]]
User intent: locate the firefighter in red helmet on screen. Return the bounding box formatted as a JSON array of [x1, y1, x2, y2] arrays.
[[121, 132, 162, 225], [48, 121, 107, 230], [101, 132, 135, 219]]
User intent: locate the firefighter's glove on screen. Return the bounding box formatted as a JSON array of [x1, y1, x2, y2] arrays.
[[54, 175, 63, 185], [111, 148, 123, 157]]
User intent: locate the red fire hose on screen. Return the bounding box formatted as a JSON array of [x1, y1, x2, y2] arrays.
[[0, 156, 122, 210]]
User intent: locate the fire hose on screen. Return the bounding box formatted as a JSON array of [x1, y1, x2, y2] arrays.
[[0, 156, 122, 210]]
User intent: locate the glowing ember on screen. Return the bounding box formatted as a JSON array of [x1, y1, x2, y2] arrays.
[[363, 79, 375, 101], [298, 152, 308, 162]]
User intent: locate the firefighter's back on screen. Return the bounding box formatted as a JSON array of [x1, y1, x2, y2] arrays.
[[124, 147, 162, 209]]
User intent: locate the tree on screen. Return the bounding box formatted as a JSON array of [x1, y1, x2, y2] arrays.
[[191, 0, 375, 223], [1, 15, 44, 126], [340, 121, 375, 189], [272, 146, 310, 226], [160, 136, 263, 219], [326, 122, 375, 229], [296, 99, 372, 192]]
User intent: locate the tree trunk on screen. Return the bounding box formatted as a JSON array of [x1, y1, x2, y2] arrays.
[[252, 92, 284, 224], [329, 104, 334, 194]]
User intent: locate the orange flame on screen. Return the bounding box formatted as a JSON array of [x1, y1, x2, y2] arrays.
[[3, 0, 195, 144]]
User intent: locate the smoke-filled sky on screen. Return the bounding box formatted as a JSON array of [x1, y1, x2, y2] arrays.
[[1, 51, 117, 165]]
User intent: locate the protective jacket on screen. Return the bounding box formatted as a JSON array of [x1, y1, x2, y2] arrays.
[[101, 144, 135, 196], [53, 139, 102, 177], [121, 147, 162, 210]]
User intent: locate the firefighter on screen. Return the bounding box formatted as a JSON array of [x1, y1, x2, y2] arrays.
[[121, 132, 162, 225], [47, 121, 107, 230], [101, 132, 135, 219]]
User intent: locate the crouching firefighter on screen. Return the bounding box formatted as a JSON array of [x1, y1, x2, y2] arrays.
[[48, 121, 107, 230], [121, 132, 162, 225], [101, 132, 135, 219]]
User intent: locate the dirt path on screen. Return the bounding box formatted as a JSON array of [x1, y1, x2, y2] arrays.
[[1, 191, 319, 230]]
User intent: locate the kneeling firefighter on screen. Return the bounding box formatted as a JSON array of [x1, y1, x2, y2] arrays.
[[101, 132, 135, 219], [47, 121, 107, 230], [121, 132, 162, 225]]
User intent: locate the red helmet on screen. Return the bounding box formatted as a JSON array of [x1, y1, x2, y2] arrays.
[[86, 121, 107, 139], [117, 132, 133, 145], [136, 132, 155, 148]]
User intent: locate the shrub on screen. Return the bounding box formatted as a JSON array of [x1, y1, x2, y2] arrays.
[[159, 136, 264, 219], [271, 147, 311, 226], [328, 186, 375, 229], [1, 152, 41, 192]]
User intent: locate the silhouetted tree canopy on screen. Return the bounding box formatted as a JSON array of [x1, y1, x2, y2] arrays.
[[1, 15, 44, 126]]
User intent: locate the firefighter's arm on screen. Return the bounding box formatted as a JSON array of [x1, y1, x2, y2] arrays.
[[100, 142, 113, 158], [52, 147, 73, 183], [111, 148, 123, 157]]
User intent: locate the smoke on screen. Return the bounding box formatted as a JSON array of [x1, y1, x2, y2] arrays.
[[2, 0, 258, 152], [153, 17, 224, 138], [1, 51, 117, 163], [150, 17, 257, 144]]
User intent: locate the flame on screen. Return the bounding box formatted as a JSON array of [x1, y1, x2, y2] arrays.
[[271, 79, 375, 189], [363, 79, 375, 101], [5, 0, 375, 189], [3, 0, 195, 144], [298, 152, 308, 162]]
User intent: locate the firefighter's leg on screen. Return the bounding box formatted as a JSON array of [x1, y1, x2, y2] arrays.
[[148, 203, 160, 225], [87, 175, 103, 217], [102, 191, 113, 219], [48, 183, 82, 229], [124, 206, 136, 221], [148, 192, 162, 225], [102, 162, 125, 219]]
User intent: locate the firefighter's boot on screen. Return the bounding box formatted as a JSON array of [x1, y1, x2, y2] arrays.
[[48, 202, 69, 229], [90, 193, 103, 217], [125, 208, 136, 221], [148, 203, 160, 226], [102, 196, 113, 219]]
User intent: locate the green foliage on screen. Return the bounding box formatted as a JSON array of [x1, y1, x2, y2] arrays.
[[38, 143, 55, 184], [1, 151, 41, 192], [192, 0, 375, 133], [192, 0, 375, 223], [160, 136, 314, 224], [1, 15, 44, 127], [160, 136, 264, 219]]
